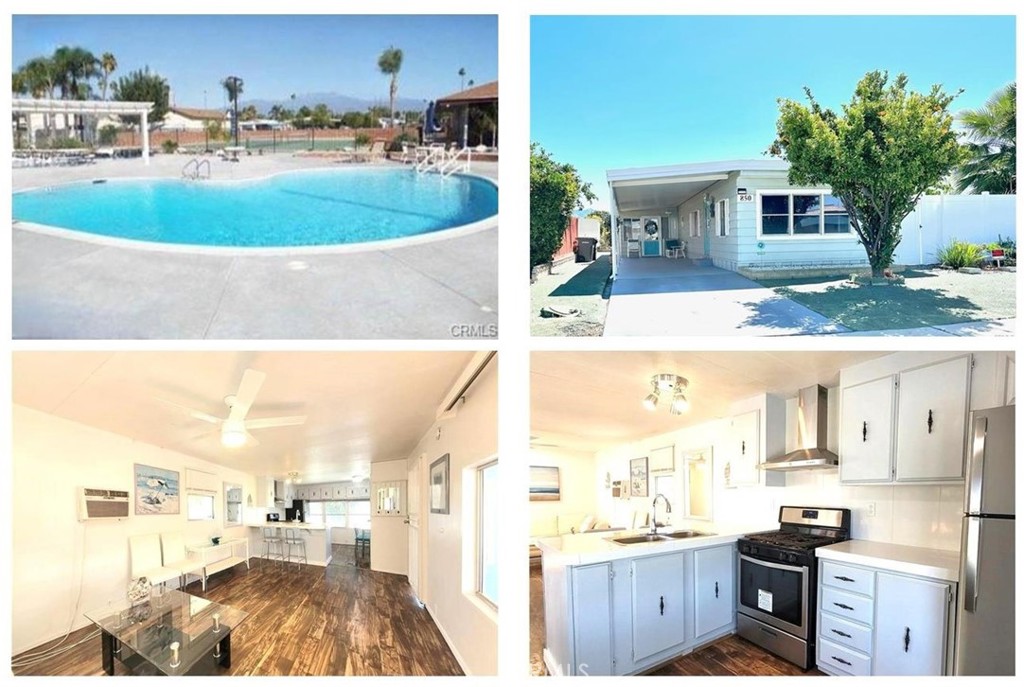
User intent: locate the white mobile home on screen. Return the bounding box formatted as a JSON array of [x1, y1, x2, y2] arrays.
[[607, 159, 867, 278]]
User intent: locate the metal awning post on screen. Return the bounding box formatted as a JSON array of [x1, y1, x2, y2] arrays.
[[142, 109, 149, 165]]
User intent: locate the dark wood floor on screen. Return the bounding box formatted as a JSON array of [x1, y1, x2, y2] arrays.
[[530, 566, 818, 676], [14, 554, 460, 676], [330, 543, 370, 569]]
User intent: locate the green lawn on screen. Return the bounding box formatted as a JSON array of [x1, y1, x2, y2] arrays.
[[757, 268, 1016, 331]]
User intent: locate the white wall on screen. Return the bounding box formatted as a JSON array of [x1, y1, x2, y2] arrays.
[[369, 459, 408, 575], [897, 194, 1016, 265], [592, 352, 1012, 554], [528, 448, 598, 538], [12, 405, 259, 655], [405, 357, 497, 676]]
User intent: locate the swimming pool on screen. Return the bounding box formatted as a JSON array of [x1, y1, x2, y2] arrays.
[[12, 169, 498, 249]]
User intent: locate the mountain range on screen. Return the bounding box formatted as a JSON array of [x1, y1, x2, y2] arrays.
[[241, 92, 429, 114]]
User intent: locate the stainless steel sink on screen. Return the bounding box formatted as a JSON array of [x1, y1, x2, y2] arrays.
[[610, 534, 669, 545], [661, 530, 714, 539]]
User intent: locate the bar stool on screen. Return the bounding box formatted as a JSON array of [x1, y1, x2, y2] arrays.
[[355, 529, 371, 559], [283, 529, 307, 569], [261, 527, 285, 568]]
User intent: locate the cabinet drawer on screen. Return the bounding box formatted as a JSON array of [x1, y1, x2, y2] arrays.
[[819, 637, 871, 676], [821, 561, 874, 597], [819, 611, 872, 654], [821, 586, 873, 626]]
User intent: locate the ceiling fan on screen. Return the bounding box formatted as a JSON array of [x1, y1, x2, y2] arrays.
[[157, 368, 306, 448]]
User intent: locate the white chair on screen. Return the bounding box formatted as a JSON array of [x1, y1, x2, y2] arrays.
[[626, 239, 641, 258], [161, 532, 205, 589], [129, 533, 180, 589]]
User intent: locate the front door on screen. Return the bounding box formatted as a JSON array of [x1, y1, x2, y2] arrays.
[[642, 217, 661, 257]]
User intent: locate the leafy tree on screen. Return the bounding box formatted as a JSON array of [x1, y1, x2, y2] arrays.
[[377, 46, 403, 124], [99, 52, 117, 100], [240, 104, 259, 121], [468, 102, 497, 146], [310, 103, 333, 129], [13, 57, 59, 140], [112, 66, 170, 127], [98, 123, 119, 145], [530, 143, 596, 268], [205, 119, 228, 142], [769, 71, 964, 277], [956, 83, 1016, 194], [52, 46, 98, 100]]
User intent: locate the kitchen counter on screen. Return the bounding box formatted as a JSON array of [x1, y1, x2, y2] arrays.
[[252, 521, 327, 531], [536, 527, 749, 566], [817, 540, 960, 582], [247, 522, 333, 565]]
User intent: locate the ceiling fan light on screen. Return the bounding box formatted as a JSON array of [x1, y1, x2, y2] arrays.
[[670, 392, 689, 415], [642, 391, 660, 411], [221, 428, 247, 448]]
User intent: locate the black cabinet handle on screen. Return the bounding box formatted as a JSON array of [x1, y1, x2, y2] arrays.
[[904, 627, 910, 652], [833, 602, 855, 611], [834, 575, 855, 582], [832, 656, 852, 667], [659, 596, 665, 616], [927, 410, 934, 434], [741, 440, 746, 456], [862, 421, 868, 442], [715, 581, 719, 598], [831, 628, 852, 638]]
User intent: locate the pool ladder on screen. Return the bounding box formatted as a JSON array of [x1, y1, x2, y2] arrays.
[[182, 158, 211, 181], [415, 147, 471, 177]]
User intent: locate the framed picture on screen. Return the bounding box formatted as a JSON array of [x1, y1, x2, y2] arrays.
[[630, 457, 649, 498], [429, 453, 450, 514], [529, 465, 561, 501], [134, 463, 180, 515]]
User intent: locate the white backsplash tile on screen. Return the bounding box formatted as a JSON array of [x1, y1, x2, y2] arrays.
[[891, 485, 943, 547]]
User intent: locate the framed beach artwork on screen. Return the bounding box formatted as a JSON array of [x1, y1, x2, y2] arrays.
[[429, 454, 450, 514], [529, 466, 561, 501], [134, 464, 180, 515], [630, 457, 649, 498]]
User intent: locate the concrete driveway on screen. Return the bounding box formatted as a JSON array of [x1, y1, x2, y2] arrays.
[[13, 156, 497, 340], [604, 258, 847, 336]]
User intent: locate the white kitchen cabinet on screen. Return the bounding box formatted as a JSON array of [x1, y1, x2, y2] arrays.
[[894, 356, 970, 482], [295, 486, 309, 500], [630, 553, 687, 663], [571, 563, 615, 676], [840, 376, 895, 483], [693, 545, 735, 640], [255, 476, 276, 507], [726, 410, 760, 487], [873, 572, 951, 676], [332, 484, 346, 499]]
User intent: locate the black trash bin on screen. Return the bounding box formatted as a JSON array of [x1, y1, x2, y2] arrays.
[[576, 237, 598, 263]]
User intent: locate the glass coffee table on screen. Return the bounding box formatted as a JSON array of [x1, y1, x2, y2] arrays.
[[84, 589, 247, 675]]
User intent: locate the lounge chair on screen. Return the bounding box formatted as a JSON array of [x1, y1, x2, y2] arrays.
[[366, 140, 386, 163]]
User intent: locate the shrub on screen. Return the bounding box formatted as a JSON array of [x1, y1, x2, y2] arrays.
[[48, 137, 87, 150], [161, 139, 179, 154], [388, 132, 414, 152], [937, 239, 983, 269], [98, 124, 119, 146], [997, 234, 1016, 259], [354, 132, 372, 149]]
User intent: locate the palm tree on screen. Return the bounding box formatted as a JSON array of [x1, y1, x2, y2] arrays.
[[100, 52, 117, 100], [956, 83, 1016, 194], [16, 56, 59, 141], [377, 46, 403, 126], [458, 67, 466, 91], [221, 76, 244, 145], [53, 46, 99, 140]]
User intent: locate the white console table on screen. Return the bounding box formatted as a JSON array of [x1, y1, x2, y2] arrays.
[[186, 538, 250, 591]]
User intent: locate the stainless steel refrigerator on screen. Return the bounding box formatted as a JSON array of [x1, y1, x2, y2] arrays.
[[955, 404, 1015, 675]]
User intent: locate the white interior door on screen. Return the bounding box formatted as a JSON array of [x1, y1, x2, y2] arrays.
[[407, 454, 422, 601]]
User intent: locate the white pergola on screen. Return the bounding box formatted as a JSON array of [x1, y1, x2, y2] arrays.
[[12, 98, 156, 164]]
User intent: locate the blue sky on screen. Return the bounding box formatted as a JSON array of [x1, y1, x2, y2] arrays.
[[532, 15, 1016, 210], [14, 15, 496, 107]]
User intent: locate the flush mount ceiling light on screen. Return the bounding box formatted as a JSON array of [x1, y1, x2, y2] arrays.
[[642, 374, 690, 415], [286, 471, 300, 484]]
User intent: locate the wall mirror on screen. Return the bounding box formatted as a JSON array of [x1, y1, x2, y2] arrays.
[[225, 483, 243, 527], [681, 447, 713, 521]]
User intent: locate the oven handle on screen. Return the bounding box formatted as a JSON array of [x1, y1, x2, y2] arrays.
[[740, 553, 809, 574]]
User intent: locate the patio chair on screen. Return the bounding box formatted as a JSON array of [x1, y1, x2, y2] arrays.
[[366, 140, 386, 162], [626, 239, 641, 258], [665, 239, 686, 259]]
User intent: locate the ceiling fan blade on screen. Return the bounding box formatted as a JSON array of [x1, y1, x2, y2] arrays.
[[244, 432, 260, 447], [154, 397, 223, 424], [244, 415, 307, 430], [228, 368, 266, 422]]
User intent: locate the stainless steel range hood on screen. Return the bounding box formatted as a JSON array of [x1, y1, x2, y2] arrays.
[[760, 384, 839, 471]]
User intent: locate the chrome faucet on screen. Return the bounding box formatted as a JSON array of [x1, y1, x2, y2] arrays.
[[650, 493, 672, 535]]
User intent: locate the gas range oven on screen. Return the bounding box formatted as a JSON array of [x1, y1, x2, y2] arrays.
[[736, 506, 851, 670]]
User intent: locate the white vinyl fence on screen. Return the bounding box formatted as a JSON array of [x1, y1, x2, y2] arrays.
[[896, 194, 1016, 265]]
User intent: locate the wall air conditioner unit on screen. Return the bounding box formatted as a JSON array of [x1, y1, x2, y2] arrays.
[[78, 487, 130, 521], [436, 351, 496, 420]]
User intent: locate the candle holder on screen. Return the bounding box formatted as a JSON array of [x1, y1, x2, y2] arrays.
[[212, 612, 221, 634], [169, 641, 181, 669]]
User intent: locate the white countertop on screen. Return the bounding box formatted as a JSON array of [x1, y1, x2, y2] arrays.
[[536, 526, 749, 566], [817, 540, 960, 582], [249, 522, 328, 531]]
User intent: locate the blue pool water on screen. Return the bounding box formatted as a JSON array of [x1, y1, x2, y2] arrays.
[[12, 169, 498, 247]]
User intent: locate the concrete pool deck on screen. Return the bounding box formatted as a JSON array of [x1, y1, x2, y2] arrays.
[[13, 155, 498, 339]]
